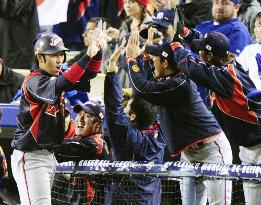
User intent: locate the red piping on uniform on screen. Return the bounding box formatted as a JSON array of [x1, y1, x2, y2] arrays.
[[87, 59, 102, 73], [23, 70, 45, 142], [23, 70, 42, 118], [85, 177, 95, 205], [215, 64, 258, 124], [22, 153, 32, 205], [214, 140, 227, 205], [63, 64, 85, 83], [89, 134, 103, 156], [170, 131, 223, 158]]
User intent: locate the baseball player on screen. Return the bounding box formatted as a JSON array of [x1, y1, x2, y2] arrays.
[[104, 39, 166, 205], [53, 100, 109, 205], [126, 27, 232, 205], [170, 31, 261, 205], [10, 30, 105, 205]]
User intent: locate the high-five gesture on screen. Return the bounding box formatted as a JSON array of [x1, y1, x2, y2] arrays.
[[96, 19, 111, 50], [86, 29, 100, 58], [107, 38, 126, 73], [126, 27, 143, 59]]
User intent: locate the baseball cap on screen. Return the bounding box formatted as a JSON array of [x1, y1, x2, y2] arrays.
[[151, 9, 175, 29], [191, 32, 230, 57], [145, 42, 177, 67], [230, 0, 240, 4], [73, 100, 105, 121]]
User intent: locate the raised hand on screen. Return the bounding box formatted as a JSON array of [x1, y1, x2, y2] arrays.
[[107, 38, 126, 73], [96, 20, 111, 50], [126, 27, 143, 59], [86, 30, 100, 58]]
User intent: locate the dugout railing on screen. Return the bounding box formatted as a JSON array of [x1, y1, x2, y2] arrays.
[[52, 160, 261, 205]]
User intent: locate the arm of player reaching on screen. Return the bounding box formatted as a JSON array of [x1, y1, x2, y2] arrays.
[[104, 39, 150, 160], [126, 28, 187, 106], [171, 44, 234, 98]]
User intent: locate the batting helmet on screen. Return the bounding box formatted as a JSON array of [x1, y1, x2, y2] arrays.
[[34, 34, 69, 55]]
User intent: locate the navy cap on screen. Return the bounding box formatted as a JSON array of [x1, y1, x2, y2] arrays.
[[151, 9, 175, 29], [230, 0, 240, 4], [191, 32, 230, 57], [145, 43, 174, 61], [73, 100, 105, 121]]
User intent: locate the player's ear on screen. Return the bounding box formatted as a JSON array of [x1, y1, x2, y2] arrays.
[[37, 54, 44, 63], [163, 59, 168, 68], [206, 52, 213, 61]]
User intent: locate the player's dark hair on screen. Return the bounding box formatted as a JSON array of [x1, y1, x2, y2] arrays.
[[129, 96, 157, 128], [35, 54, 46, 67], [159, 56, 178, 74], [202, 50, 236, 67], [255, 12, 261, 23]]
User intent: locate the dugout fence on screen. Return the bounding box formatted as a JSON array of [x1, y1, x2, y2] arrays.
[[51, 160, 261, 205]]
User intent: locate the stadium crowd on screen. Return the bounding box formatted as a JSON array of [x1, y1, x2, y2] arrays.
[[0, 0, 261, 204]]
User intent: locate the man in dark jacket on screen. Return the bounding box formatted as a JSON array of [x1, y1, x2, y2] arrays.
[[170, 31, 261, 205], [11, 31, 104, 205], [104, 39, 166, 205], [0, 0, 39, 69], [0, 58, 24, 103], [126, 28, 232, 205]]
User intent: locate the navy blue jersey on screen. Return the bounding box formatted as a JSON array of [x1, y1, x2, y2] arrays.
[[172, 47, 261, 146], [128, 59, 222, 157], [54, 134, 109, 162], [104, 73, 165, 205], [104, 73, 166, 162], [12, 54, 101, 151]]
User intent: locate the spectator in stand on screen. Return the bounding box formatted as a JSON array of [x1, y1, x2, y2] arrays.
[[151, 0, 213, 29], [169, 30, 261, 205], [238, 0, 261, 42], [195, 0, 251, 56], [53, 0, 100, 51], [0, 58, 24, 103], [67, 17, 115, 73], [106, 0, 152, 88], [126, 27, 232, 205], [0, 0, 39, 69], [10, 30, 104, 205], [177, 0, 213, 29], [104, 39, 166, 205], [237, 12, 261, 90]]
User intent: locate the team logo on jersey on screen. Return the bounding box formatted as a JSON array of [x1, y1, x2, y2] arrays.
[[45, 104, 59, 117], [132, 65, 140, 72], [50, 37, 62, 47]]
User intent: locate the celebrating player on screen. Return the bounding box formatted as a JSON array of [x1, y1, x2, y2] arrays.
[[104, 38, 166, 204], [126, 27, 232, 205], [10, 29, 105, 205], [169, 31, 261, 205]]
